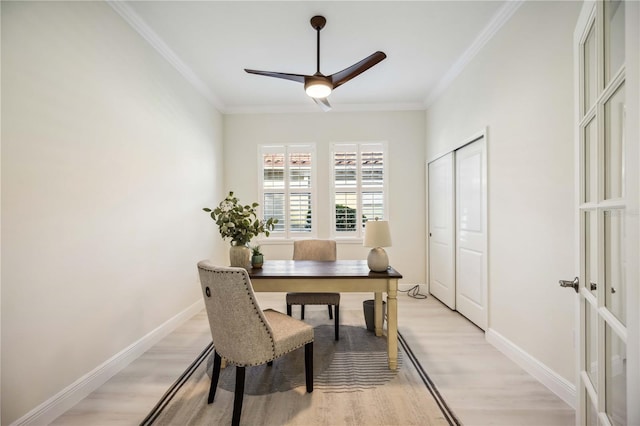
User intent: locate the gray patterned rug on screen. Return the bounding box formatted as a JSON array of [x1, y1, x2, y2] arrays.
[[141, 315, 459, 426]]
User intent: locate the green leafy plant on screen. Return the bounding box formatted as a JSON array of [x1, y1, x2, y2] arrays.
[[250, 244, 262, 256], [203, 191, 278, 246]]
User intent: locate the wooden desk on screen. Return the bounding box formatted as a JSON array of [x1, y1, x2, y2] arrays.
[[248, 260, 402, 370]]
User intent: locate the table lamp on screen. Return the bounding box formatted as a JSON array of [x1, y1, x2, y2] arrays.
[[363, 219, 392, 272]]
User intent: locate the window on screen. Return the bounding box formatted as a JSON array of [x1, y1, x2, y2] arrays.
[[260, 145, 316, 238], [331, 142, 388, 238]]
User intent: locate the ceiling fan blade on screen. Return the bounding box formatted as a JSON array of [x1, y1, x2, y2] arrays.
[[329, 51, 387, 89], [313, 97, 332, 112], [244, 69, 307, 84]]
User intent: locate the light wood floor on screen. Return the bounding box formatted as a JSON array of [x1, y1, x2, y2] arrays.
[[53, 292, 575, 425]]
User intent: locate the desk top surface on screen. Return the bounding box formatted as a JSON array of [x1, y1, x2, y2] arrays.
[[248, 260, 402, 279]]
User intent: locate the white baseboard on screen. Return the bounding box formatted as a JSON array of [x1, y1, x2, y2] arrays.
[[11, 299, 204, 426], [485, 328, 576, 409]]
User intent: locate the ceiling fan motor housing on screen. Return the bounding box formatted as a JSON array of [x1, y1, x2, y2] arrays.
[[304, 75, 332, 98]]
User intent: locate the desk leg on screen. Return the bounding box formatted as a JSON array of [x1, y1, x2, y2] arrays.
[[374, 292, 383, 336], [387, 280, 398, 370]]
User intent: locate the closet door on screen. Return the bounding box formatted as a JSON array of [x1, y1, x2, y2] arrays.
[[455, 138, 488, 330], [427, 153, 456, 309]]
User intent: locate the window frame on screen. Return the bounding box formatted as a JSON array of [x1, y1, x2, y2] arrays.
[[258, 144, 317, 240], [329, 141, 389, 240]]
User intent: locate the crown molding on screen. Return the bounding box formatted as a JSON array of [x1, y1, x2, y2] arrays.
[[423, 0, 525, 108], [108, 0, 520, 115], [224, 101, 427, 115], [106, 0, 225, 111]]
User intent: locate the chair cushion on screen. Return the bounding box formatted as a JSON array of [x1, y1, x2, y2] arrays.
[[286, 292, 340, 306], [263, 309, 314, 357]]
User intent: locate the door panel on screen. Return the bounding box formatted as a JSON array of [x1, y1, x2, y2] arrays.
[[605, 324, 626, 426], [604, 209, 625, 324], [584, 117, 598, 203], [455, 139, 487, 330], [604, 0, 625, 84], [585, 210, 598, 298], [583, 20, 597, 114], [573, 1, 637, 423], [457, 150, 483, 232], [586, 302, 598, 387], [586, 397, 598, 426], [457, 248, 483, 306], [428, 153, 455, 308], [604, 83, 626, 200]]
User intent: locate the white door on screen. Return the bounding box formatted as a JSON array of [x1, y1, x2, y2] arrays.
[[427, 153, 456, 309], [455, 138, 488, 330], [570, 1, 639, 424]]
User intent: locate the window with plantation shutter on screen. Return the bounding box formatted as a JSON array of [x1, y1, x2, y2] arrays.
[[331, 142, 388, 239], [260, 145, 316, 238]]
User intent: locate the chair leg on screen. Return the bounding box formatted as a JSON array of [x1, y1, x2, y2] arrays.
[[208, 350, 222, 404], [286, 304, 292, 316], [232, 366, 245, 426], [301, 305, 305, 320], [304, 342, 313, 393], [328, 304, 333, 319], [334, 305, 340, 341]]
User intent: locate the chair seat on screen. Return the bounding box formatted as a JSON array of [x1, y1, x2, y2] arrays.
[[286, 292, 340, 306], [263, 309, 314, 356]]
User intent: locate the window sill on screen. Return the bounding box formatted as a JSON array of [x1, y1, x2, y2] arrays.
[[257, 237, 364, 245]]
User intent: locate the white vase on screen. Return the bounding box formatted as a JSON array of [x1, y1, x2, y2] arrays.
[[229, 245, 251, 269]]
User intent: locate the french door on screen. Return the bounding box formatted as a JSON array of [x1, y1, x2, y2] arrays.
[[572, 1, 638, 424]]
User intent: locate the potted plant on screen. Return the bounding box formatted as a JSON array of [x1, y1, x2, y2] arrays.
[[203, 191, 277, 269], [250, 245, 264, 269]]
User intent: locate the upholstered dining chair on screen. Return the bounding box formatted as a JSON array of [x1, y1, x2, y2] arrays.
[[197, 261, 314, 426], [286, 239, 340, 341]]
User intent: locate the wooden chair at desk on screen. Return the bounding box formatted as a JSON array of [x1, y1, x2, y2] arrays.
[[198, 262, 314, 426], [286, 239, 340, 341]]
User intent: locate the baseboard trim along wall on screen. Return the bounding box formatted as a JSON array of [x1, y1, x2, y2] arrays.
[[485, 328, 576, 409], [11, 298, 205, 426]]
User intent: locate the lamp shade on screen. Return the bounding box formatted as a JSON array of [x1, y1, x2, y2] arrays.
[[363, 220, 392, 248]]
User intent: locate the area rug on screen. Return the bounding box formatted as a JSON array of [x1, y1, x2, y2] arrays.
[[141, 314, 460, 426]]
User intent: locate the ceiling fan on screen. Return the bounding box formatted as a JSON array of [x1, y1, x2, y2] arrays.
[[245, 15, 387, 111]]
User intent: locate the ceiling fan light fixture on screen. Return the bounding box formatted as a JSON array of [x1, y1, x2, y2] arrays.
[[304, 79, 332, 98], [244, 16, 386, 110]]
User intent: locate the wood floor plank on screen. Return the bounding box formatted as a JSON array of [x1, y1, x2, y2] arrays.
[[52, 292, 574, 425]]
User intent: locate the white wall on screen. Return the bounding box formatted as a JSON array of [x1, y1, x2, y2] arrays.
[[1, 2, 225, 423], [224, 111, 425, 285], [426, 1, 581, 383]]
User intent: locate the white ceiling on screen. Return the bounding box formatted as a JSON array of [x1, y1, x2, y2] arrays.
[[113, 1, 516, 113]]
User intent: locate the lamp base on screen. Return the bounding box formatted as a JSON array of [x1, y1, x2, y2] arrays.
[[367, 247, 389, 272]]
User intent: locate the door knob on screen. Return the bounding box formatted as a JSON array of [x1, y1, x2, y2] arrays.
[[559, 277, 579, 293]]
